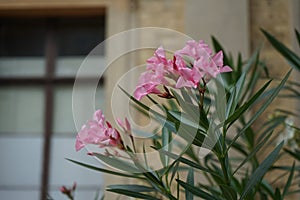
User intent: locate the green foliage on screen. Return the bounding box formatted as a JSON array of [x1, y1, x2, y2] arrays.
[[70, 35, 300, 200], [262, 29, 300, 71]]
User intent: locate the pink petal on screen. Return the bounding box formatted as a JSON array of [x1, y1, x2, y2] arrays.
[[116, 118, 124, 128], [125, 118, 131, 132], [93, 110, 105, 124], [212, 51, 223, 66], [75, 135, 85, 151], [220, 65, 233, 73]]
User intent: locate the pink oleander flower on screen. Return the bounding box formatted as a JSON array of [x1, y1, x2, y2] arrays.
[[176, 40, 212, 60], [146, 46, 173, 72], [117, 117, 131, 133], [173, 54, 203, 88], [133, 71, 164, 100], [134, 47, 174, 100], [133, 40, 232, 100], [194, 50, 232, 81], [75, 110, 124, 151]]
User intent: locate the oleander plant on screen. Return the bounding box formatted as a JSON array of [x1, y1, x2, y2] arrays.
[[63, 30, 300, 200]]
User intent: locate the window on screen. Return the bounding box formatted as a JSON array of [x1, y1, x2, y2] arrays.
[[0, 15, 106, 199]]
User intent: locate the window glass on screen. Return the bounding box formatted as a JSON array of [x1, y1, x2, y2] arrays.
[[56, 55, 105, 77], [0, 18, 46, 77], [53, 85, 105, 135], [55, 17, 105, 77], [57, 17, 105, 56], [0, 86, 44, 135]]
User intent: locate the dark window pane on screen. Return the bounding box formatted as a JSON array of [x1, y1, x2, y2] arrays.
[[0, 18, 46, 57], [0, 18, 46, 77], [57, 16, 105, 56]]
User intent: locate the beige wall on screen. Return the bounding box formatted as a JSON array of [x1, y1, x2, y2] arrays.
[[185, 0, 249, 57], [250, 1, 299, 199]]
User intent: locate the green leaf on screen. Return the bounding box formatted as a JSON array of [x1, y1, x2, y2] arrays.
[[162, 127, 172, 166], [296, 29, 300, 47], [225, 79, 271, 128], [177, 180, 219, 200], [228, 70, 291, 150], [180, 88, 193, 104], [66, 159, 143, 179], [170, 161, 180, 185], [226, 86, 237, 119], [274, 188, 282, 200], [262, 29, 300, 71], [284, 148, 300, 161], [282, 162, 295, 197], [239, 142, 284, 200], [167, 111, 212, 148], [220, 184, 237, 200], [168, 110, 205, 133], [271, 165, 300, 171], [227, 52, 260, 118], [232, 130, 273, 175], [146, 95, 165, 111], [244, 127, 255, 148], [107, 184, 156, 193], [186, 168, 194, 200], [171, 90, 208, 129], [93, 153, 140, 173], [142, 143, 149, 170], [107, 189, 159, 200], [156, 148, 220, 177], [119, 86, 177, 133], [260, 180, 275, 199], [240, 49, 262, 102]]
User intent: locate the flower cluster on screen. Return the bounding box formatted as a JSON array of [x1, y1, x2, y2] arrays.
[[134, 40, 232, 100], [75, 110, 124, 151]]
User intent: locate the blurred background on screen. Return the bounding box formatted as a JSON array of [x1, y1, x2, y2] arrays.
[[0, 0, 299, 199]]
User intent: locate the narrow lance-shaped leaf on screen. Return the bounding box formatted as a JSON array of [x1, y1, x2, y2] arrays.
[[274, 188, 282, 200], [93, 153, 140, 173], [260, 180, 275, 199], [220, 184, 237, 200], [107, 188, 160, 200], [107, 184, 156, 193], [119, 86, 177, 132], [239, 142, 284, 200], [66, 159, 143, 179], [262, 29, 300, 71], [228, 70, 291, 150], [296, 29, 300, 47], [284, 148, 300, 161], [162, 126, 172, 166], [155, 148, 221, 177], [186, 168, 194, 200], [282, 162, 296, 197], [232, 130, 273, 175], [177, 180, 219, 200], [225, 79, 271, 128]]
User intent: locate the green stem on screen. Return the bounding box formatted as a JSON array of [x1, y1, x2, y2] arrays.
[[219, 155, 230, 185], [199, 92, 204, 109], [219, 126, 230, 185], [198, 78, 207, 109]]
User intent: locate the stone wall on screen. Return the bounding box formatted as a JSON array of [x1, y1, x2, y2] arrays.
[[250, 1, 299, 199]]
